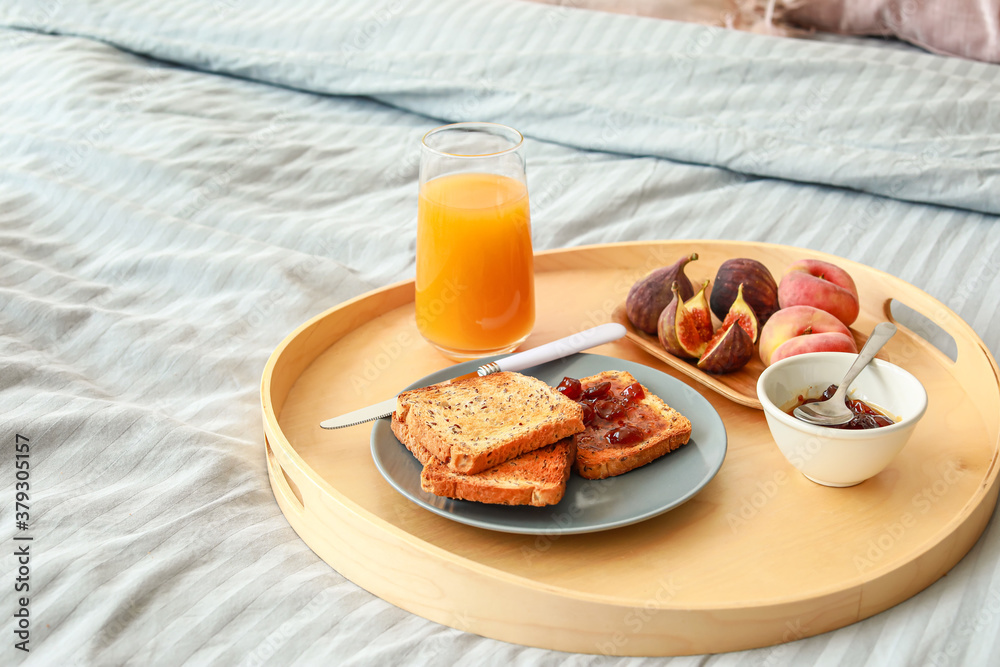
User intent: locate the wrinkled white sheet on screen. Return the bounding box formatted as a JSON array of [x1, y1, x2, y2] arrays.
[[1, 0, 999, 665]]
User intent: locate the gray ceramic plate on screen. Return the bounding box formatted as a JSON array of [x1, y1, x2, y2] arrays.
[[370, 353, 727, 535]]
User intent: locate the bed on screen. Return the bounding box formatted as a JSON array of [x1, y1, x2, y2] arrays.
[[2, 0, 999, 664]]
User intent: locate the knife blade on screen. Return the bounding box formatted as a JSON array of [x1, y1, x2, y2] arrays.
[[318, 323, 626, 429], [318, 370, 481, 430]]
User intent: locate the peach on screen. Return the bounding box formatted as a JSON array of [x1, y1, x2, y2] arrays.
[[769, 332, 859, 366], [758, 305, 858, 367], [778, 259, 860, 326]]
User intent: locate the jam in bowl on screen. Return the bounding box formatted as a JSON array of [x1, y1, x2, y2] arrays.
[[788, 384, 897, 430]]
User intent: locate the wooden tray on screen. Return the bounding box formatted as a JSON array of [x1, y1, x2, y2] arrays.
[[261, 241, 1000, 656]]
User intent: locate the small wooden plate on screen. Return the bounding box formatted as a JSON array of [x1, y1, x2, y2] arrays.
[[611, 304, 889, 410]]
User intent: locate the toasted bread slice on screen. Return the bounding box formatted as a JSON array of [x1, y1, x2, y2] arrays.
[[404, 438, 575, 507], [391, 371, 585, 475], [573, 370, 692, 480]]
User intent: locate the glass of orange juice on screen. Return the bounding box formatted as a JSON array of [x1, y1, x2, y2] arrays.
[[416, 122, 535, 361]]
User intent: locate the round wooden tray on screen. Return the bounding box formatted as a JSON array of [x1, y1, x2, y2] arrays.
[[261, 241, 1000, 657]]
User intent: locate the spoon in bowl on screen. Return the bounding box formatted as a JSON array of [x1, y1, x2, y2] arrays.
[[793, 322, 897, 426]]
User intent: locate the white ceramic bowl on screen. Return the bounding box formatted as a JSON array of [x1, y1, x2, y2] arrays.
[[756, 352, 928, 487]]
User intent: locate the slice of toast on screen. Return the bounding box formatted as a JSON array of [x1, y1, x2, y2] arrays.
[[573, 370, 692, 480], [405, 438, 575, 507], [391, 371, 585, 475]]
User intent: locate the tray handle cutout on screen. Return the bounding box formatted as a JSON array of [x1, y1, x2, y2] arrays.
[[887, 298, 959, 363], [265, 435, 305, 515]]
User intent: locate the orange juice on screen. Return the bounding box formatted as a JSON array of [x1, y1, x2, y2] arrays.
[[416, 171, 534, 357]]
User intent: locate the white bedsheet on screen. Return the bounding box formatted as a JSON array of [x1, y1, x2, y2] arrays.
[[1, 1, 999, 665]]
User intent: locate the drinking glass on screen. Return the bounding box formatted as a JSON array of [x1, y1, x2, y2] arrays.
[[416, 122, 535, 361]]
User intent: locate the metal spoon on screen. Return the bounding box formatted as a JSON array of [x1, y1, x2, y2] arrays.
[[793, 322, 897, 426]]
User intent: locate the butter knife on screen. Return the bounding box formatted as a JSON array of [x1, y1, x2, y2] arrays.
[[319, 323, 626, 429]]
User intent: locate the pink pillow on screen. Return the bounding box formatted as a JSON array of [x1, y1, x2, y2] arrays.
[[785, 0, 1000, 62]]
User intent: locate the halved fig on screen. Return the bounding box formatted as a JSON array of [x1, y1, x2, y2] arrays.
[[657, 282, 688, 357], [720, 283, 759, 343], [675, 280, 714, 358], [697, 320, 754, 374]]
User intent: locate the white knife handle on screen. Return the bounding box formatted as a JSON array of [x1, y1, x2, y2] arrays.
[[477, 323, 626, 376]]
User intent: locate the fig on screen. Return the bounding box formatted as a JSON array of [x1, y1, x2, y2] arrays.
[[720, 283, 759, 343], [657, 282, 688, 357], [675, 280, 714, 358], [710, 258, 779, 326], [626, 253, 698, 334], [697, 320, 754, 374]]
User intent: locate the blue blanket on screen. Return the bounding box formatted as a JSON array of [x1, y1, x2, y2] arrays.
[[1, 1, 998, 665]]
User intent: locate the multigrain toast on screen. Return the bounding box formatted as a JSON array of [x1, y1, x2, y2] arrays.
[[403, 437, 576, 506], [572, 370, 692, 480], [390, 371, 585, 475]]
